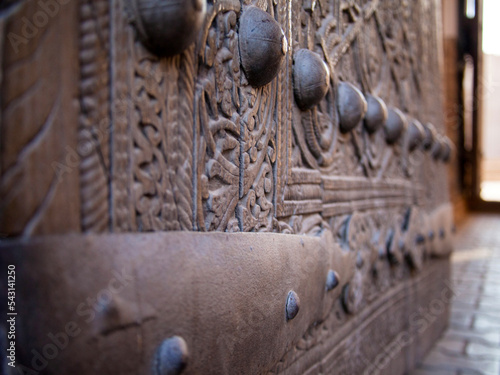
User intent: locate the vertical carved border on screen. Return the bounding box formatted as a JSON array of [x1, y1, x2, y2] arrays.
[[110, 0, 135, 232], [110, 0, 198, 232], [274, 0, 293, 219], [78, 0, 111, 232]]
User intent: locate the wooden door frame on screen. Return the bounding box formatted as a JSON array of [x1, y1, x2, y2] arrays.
[[463, 0, 500, 211]]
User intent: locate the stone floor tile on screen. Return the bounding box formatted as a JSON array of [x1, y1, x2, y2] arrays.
[[471, 312, 500, 331], [452, 285, 483, 295], [422, 349, 499, 375], [445, 328, 500, 347], [465, 342, 500, 359], [481, 284, 500, 296], [477, 299, 500, 311], [436, 336, 467, 354], [450, 310, 474, 329], [453, 300, 479, 310], [411, 366, 458, 375], [414, 215, 500, 375]]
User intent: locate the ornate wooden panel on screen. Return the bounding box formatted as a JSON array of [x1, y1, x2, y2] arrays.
[[0, 0, 455, 374]]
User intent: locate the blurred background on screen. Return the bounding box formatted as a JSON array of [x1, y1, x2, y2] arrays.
[[444, 0, 500, 220]]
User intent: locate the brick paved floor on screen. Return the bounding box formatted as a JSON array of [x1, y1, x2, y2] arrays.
[[411, 214, 500, 375]]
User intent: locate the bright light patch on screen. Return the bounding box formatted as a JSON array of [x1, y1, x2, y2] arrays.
[[483, 0, 500, 55], [466, 0, 476, 19]]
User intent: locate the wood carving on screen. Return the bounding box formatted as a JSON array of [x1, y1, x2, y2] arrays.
[[0, 0, 456, 373], [79, 0, 111, 233]]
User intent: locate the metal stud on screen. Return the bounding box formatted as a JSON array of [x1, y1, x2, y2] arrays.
[[428, 230, 435, 240], [364, 94, 388, 134], [356, 253, 364, 268], [129, 0, 207, 57], [431, 135, 443, 160], [326, 270, 340, 291], [416, 234, 426, 245], [341, 277, 362, 315], [386, 229, 399, 265], [293, 49, 330, 110], [153, 336, 189, 375], [384, 108, 406, 144], [239, 6, 287, 87], [337, 82, 367, 133], [440, 137, 452, 162], [407, 119, 425, 151], [286, 291, 300, 321], [422, 123, 437, 150]]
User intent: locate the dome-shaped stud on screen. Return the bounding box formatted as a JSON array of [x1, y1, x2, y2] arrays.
[[407, 119, 425, 151], [293, 49, 330, 110], [422, 123, 437, 150], [337, 82, 367, 133], [153, 336, 189, 375], [239, 6, 287, 87], [416, 233, 426, 245], [130, 0, 207, 57], [364, 94, 388, 134], [428, 230, 435, 240], [385, 228, 400, 266], [384, 108, 406, 144], [341, 277, 362, 315], [440, 137, 452, 162], [431, 135, 443, 160], [356, 253, 365, 268], [325, 270, 340, 291], [285, 290, 300, 321]]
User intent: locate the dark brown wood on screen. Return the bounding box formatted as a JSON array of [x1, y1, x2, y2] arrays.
[[0, 1, 455, 374], [1, 230, 452, 375]]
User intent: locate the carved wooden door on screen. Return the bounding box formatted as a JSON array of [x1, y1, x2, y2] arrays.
[[0, 0, 454, 374]]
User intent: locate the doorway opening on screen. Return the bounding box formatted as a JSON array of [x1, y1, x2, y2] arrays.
[[478, 0, 500, 202]]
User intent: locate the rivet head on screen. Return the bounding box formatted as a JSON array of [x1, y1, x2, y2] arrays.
[[422, 123, 437, 150], [153, 336, 189, 375], [326, 270, 340, 291], [407, 119, 425, 151], [416, 233, 426, 245], [364, 94, 388, 134], [341, 277, 362, 315], [131, 0, 207, 56], [440, 137, 452, 162], [384, 108, 406, 144], [356, 253, 364, 268], [398, 238, 405, 252], [286, 291, 300, 321], [428, 230, 435, 240], [431, 135, 443, 160], [386, 229, 400, 265], [337, 82, 367, 133], [239, 6, 286, 87], [293, 49, 330, 110]]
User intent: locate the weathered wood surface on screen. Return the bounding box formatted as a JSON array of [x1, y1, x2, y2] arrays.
[[0, 0, 454, 374]]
